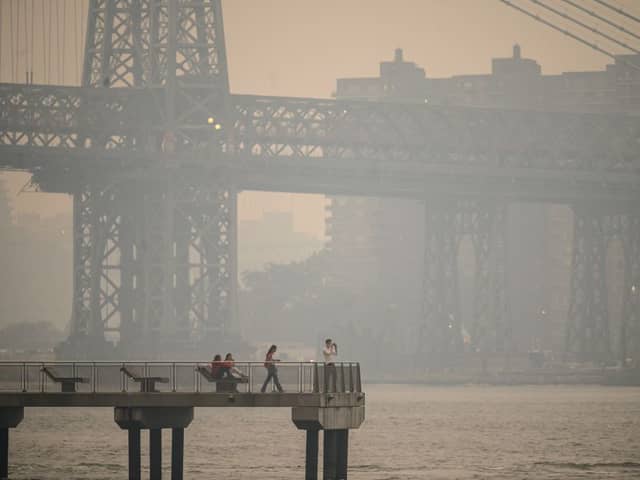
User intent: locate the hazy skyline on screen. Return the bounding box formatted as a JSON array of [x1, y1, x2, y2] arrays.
[[0, 0, 637, 236]]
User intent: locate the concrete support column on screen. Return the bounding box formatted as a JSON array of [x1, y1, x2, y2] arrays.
[[0, 407, 24, 480], [171, 428, 184, 480], [1, 428, 8, 480], [323, 430, 337, 480], [149, 429, 162, 480], [336, 430, 349, 480], [292, 405, 363, 480], [305, 429, 319, 480], [128, 428, 141, 480], [115, 408, 192, 480]]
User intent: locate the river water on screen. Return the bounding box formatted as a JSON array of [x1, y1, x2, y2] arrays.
[[8, 384, 640, 479]]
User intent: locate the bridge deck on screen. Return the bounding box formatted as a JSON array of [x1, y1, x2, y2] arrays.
[[1, 83, 639, 202]]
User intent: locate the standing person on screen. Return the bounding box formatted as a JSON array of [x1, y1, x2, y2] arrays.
[[323, 338, 338, 392], [260, 345, 284, 393]]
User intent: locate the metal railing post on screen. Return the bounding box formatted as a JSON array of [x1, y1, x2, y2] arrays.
[[313, 363, 319, 393], [349, 363, 355, 392]]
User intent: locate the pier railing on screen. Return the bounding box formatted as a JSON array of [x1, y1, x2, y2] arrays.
[[0, 361, 361, 394]]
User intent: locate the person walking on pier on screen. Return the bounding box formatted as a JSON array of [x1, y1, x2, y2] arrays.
[[260, 344, 284, 393]]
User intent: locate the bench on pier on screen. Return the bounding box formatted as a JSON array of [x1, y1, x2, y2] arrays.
[[41, 367, 89, 393], [196, 366, 248, 392], [120, 366, 169, 393]]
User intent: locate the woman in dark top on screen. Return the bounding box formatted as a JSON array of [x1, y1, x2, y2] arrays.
[[260, 344, 284, 393]]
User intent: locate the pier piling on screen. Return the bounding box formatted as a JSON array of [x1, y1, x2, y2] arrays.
[[336, 430, 349, 479], [128, 428, 141, 480], [305, 429, 319, 480], [150, 429, 162, 480], [0, 407, 23, 480], [171, 428, 184, 480], [115, 407, 193, 480], [1, 428, 8, 480], [323, 430, 337, 480]]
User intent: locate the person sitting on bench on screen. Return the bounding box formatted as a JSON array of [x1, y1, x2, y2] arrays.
[[210, 354, 227, 379], [223, 353, 245, 379]]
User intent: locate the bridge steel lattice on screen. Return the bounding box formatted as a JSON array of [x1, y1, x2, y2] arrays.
[[1, 0, 640, 362]]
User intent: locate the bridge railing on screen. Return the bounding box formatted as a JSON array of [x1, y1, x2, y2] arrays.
[[0, 362, 361, 394]]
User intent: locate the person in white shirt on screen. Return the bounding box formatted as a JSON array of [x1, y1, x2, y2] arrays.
[[322, 338, 338, 392]]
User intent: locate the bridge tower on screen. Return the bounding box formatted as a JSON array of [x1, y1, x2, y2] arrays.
[[566, 207, 640, 364], [418, 199, 509, 368], [60, 0, 237, 359]]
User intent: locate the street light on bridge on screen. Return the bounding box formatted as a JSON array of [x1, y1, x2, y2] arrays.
[[207, 116, 222, 131]]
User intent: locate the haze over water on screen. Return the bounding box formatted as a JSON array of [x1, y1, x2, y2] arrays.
[[9, 384, 640, 479]]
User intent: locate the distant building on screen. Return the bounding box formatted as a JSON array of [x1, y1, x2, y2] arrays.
[[327, 47, 640, 355], [337, 45, 640, 113], [239, 211, 323, 274]]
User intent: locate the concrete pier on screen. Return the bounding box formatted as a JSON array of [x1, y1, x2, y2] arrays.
[[115, 407, 194, 480], [128, 428, 141, 480], [293, 406, 363, 479], [171, 428, 185, 480], [323, 430, 337, 479], [305, 429, 319, 480], [0, 361, 364, 478], [0, 408, 23, 480], [336, 430, 349, 479]]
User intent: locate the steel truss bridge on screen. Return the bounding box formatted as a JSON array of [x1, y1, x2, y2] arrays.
[[0, 0, 639, 362]]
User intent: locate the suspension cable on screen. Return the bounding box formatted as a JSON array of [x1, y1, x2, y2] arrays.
[[17, 0, 22, 82], [559, 0, 640, 43], [62, 0, 67, 85], [41, 0, 47, 83], [499, 0, 640, 72], [10, 0, 15, 82], [23, 0, 28, 82], [527, 0, 639, 54], [55, 0, 61, 84], [49, 0, 53, 84], [30, 0, 35, 83], [0, 1, 3, 83], [591, 0, 640, 25], [73, 0, 79, 84]]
